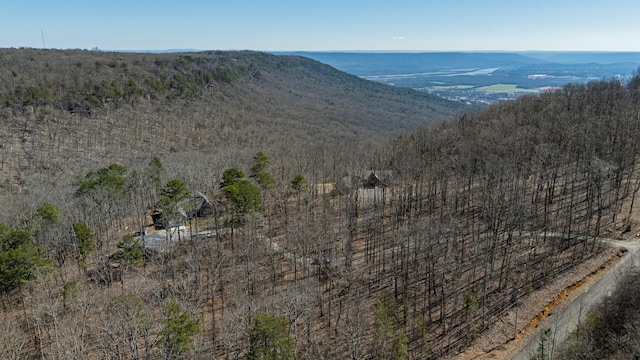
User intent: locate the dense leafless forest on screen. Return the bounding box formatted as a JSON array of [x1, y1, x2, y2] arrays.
[[1, 48, 640, 359], [0, 48, 465, 195]]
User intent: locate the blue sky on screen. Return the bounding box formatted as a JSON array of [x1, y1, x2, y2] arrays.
[[2, 0, 639, 51]]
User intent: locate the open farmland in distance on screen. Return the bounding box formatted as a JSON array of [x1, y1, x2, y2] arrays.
[[279, 51, 640, 105]]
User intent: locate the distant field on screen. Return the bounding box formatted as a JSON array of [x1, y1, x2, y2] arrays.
[[430, 85, 474, 90], [477, 84, 539, 93]]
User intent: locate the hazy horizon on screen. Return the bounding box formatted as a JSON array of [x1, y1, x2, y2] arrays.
[[3, 1, 640, 52]]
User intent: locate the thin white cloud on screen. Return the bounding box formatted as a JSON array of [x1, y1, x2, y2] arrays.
[[392, 36, 406, 40]]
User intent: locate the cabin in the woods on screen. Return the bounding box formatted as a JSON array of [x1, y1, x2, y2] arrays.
[[180, 191, 214, 218], [363, 170, 393, 189], [151, 190, 214, 230], [332, 170, 394, 195]]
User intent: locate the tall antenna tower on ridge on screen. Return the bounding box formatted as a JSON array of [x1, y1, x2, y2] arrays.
[[41, 29, 46, 48]]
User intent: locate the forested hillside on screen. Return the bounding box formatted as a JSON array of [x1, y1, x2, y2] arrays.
[[1, 48, 640, 359], [0, 48, 465, 196]]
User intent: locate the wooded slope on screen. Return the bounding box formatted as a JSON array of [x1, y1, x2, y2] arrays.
[[1, 48, 640, 359], [0, 48, 466, 195]]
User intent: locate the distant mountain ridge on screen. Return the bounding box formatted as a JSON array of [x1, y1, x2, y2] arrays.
[[277, 51, 546, 76], [518, 51, 640, 64], [276, 51, 640, 76]]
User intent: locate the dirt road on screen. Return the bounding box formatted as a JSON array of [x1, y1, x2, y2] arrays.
[[510, 238, 640, 359]]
